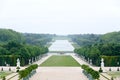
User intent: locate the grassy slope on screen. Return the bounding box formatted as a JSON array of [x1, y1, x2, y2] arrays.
[[0, 71, 12, 79], [40, 55, 80, 67], [107, 71, 120, 78]]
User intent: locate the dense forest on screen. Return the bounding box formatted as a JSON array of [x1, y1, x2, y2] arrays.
[[0, 29, 53, 46], [0, 29, 53, 66], [70, 31, 120, 66], [23, 33, 53, 46], [0, 29, 24, 44], [69, 34, 101, 46]]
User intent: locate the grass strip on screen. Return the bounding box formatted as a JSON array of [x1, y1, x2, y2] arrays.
[[40, 55, 80, 67]]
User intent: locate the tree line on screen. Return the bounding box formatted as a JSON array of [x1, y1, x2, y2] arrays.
[[0, 29, 24, 44], [74, 43, 120, 66], [23, 33, 53, 46], [0, 28, 53, 46], [69, 34, 101, 47], [70, 31, 120, 66], [0, 41, 48, 66], [0, 29, 53, 66], [69, 31, 120, 47]]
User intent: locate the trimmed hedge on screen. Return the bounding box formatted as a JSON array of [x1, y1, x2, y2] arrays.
[[102, 56, 120, 66], [99, 67, 103, 73], [81, 64, 100, 79], [19, 64, 38, 79]]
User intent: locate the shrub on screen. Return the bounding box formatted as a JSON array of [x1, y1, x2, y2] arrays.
[[19, 64, 38, 79], [9, 68, 11, 71], [111, 77, 114, 80], [2, 76, 6, 80], [117, 68, 119, 71], [81, 64, 100, 79], [1, 67, 3, 71], [81, 64, 89, 70], [99, 67, 103, 73], [109, 68, 111, 71], [16, 69, 19, 72], [16, 67, 20, 69], [91, 71, 100, 79]]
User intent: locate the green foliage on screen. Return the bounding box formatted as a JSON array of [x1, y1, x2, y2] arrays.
[[91, 71, 100, 79], [81, 64, 89, 70], [71, 31, 120, 66], [70, 31, 120, 47], [101, 31, 120, 43], [16, 69, 19, 72], [1, 68, 3, 71], [102, 56, 120, 66], [75, 43, 120, 66], [16, 67, 20, 69], [2, 76, 6, 80], [0, 41, 48, 66], [99, 67, 103, 73], [69, 34, 101, 46], [0, 29, 24, 43], [117, 68, 119, 71], [19, 64, 38, 79], [109, 68, 111, 71], [81, 64, 100, 79], [9, 68, 11, 71], [107, 72, 120, 78], [0, 28, 53, 47], [0, 72, 12, 79], [23, 33, 53, 46], [0, 29, 52, 66], [111, 77, 114, 80]]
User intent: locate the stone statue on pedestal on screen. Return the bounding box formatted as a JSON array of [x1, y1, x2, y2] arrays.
[[101, 58, 104, 68], [29, 59, 31, 65], [90, 59, 92, 65], [16, 58, 20, 68]]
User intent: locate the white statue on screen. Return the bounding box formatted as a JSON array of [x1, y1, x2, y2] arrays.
[[17, 58, 20, 68], [90, 59, 92, 65], [101, 58, 104, 68], [29, 59, 31, 65], [88, 58, 89, 63]]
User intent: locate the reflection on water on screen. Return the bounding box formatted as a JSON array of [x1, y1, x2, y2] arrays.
[[49, 40, 74, 51]]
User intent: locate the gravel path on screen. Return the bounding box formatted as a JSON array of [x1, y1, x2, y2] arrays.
[[29, 54, 88, 80], [30, 67, 88, 80], [29, 53, 111, 80]]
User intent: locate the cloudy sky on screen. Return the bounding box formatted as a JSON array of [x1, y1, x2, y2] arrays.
[[0, 0, 120, 35]]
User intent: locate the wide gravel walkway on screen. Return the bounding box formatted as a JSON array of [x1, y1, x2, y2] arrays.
[[30, 67, 88, 80]]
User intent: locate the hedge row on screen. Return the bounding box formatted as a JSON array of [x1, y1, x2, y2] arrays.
[[102, 56, 120, 66], [19, 64, 38, 79], [81, 64, 100, 79]]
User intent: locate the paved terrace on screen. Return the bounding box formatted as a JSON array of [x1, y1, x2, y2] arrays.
[[1, 53, 119, 80]]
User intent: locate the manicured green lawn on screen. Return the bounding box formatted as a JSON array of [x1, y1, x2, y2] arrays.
[[40, 55, 80, 66], [107, 71, 120, 78], [0, 71, 12, 79]]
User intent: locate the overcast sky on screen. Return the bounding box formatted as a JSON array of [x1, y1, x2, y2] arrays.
[[0, 0, 120, 35]]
